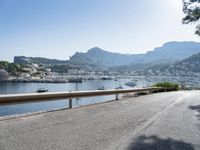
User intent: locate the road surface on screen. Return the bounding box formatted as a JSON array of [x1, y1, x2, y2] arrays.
[[0, 91, 200, 150]]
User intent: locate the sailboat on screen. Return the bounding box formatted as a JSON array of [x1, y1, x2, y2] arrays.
[[98, 86, 105, 90], [125, 80, 136, 87], [115, 84, 123, 89], [36, 88, 48, 93], [36, 75, 48, 93]]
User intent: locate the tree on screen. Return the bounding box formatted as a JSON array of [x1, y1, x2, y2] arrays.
[[0, 61, 25, 75], [183, 0, 200, 35], [0, 69, 9, 81]]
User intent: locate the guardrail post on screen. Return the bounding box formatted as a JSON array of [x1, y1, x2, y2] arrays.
[[116, 94, 119, 100], [149, 89, 153, 94], [69, 98, 72, 109]]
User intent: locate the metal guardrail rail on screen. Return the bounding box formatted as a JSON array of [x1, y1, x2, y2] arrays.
[[0, 87, 162, 108]]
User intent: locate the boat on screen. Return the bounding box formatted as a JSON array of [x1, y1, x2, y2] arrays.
[[100, 77, 113, 80], [87, 77, 94, 80], [36, 76, 48, 93], [125, 81, 136, 87], [98, 86, 105, 90], [35, 88, 48, 93], [68, 78, 82, 83], [115, 84, 123, 89]]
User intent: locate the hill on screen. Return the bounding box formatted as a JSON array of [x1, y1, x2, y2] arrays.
[[14, 56, 69, 65], [146, 52, 200, 76]]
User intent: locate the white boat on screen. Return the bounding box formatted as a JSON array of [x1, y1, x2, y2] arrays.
[[115, 84, 123, 89], [36, 88, 48, 93], [98, 86, 105, 90], [125, 81, 136, 87]]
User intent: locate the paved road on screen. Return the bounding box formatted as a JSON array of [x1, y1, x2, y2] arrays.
[[0, 91, 200, 150]]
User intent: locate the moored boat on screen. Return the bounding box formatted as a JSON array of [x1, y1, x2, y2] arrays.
[[100, 77, 113, 80], [125, 81, 136, 87], [68, 78, 82, 83], [115, 84, 123, 89], [98, 86, 105, 90], [35, 88, 48, 93]]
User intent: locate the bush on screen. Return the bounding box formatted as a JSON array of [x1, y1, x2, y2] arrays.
[[153, 82, 179, 91], [0, 61, 24, 75], [0, 69, 9, 81]]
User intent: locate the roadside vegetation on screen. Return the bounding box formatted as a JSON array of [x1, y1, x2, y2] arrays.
[[153, 82, 179, 91], [123, 82, 179, 98]]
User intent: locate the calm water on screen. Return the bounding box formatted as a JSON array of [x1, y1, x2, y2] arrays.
[[0, 77, 149, 116]]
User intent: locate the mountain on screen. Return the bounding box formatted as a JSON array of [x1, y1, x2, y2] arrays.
[[70, 41, 200, 70], [69, 47, 141, 68], [137, 41, 200, 64], [146, 52, 200, 76]]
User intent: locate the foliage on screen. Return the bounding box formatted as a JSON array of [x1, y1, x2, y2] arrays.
[[50, 64, 84, 73], [0, 69, 9, 81], [50, 65, 70, 73], [0, 61, 25, 74], [14, 56, 68, 65], [153, 82, 179, 91], [183, 0, 200, 35]]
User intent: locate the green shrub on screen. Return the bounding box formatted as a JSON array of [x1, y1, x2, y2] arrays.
[[0, 61, 25, 75], [153, 82, 179, 91]]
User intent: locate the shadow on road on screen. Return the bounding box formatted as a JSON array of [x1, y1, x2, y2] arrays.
[[127, 135, 194, 150], [188, 105, 200, 120]]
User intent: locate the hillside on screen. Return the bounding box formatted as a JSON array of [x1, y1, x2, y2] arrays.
[[146, 52, 200, 76], [14, 56, 69, 65], [14, 56, 87, 73]]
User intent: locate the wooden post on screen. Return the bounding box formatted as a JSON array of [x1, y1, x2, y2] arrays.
[[69, 98, 72, 109]]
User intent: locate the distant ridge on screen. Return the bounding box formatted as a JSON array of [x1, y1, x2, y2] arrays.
[[70, 41, 200, 69], [14, 41, 200, 71]]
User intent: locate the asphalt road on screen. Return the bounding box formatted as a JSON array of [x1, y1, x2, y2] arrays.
[[0, 91, 200, 150]]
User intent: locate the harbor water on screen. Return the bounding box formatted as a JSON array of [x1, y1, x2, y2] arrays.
[[0, 76, 199, 116]]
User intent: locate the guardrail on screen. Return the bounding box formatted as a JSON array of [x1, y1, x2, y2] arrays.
[[0, 87, 163, 108]]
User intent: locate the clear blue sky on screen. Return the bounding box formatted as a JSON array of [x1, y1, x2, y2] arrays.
[[0, 0, 199, 62]]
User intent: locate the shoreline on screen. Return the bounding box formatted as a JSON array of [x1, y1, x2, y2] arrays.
[[2, 79, 68, 83]]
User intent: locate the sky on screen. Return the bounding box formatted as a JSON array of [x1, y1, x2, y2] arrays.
[[0, 0, 200, 62]]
